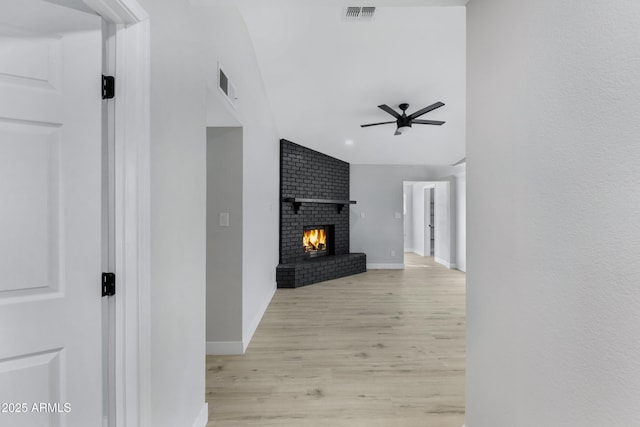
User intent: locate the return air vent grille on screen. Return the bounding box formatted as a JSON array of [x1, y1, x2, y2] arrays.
[[218, 63, 237, 108], [343, 6, 376, 21]]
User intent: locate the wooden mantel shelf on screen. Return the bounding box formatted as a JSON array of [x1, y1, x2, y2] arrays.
[[283, 197, 356, 214]]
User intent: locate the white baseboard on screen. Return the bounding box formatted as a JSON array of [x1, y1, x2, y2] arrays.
[[413, 249, 425, 256], [243, 285, 276, 352], [192, 403, 208, 427], [404, 248, 414, 252], [367, 263, 405, 270], [206, 341, 244, 355], [435, 257, 456, 269], [206, 284, 276, 356]]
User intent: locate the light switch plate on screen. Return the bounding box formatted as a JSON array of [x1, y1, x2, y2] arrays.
[[394, 212, 401, 219], [219, 212, 229, 226], [360, 212, 366, 219]]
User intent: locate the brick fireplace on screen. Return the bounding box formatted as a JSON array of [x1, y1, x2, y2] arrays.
[[276, 140, 366, 288]]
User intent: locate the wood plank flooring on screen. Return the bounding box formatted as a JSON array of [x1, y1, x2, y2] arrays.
[[206, 253, 466, 426]]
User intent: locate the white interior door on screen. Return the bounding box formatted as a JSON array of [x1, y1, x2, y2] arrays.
[[0, 1, 103, 425], [424, 187, 432, 256]]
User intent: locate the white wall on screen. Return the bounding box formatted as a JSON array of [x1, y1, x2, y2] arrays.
[[467, 1, 640, 427], [196, 6, 279, 351], [139, 1, 279, 425], [197, 5, 279, 351], [350, 165, 454, 267], [434, 180, 455, 268], [403, 182, 414, 251], [454, 171, 466, 272], [206, 127, 243, 353], [411, 183, 426, 256], [139, 0, 207, 425]]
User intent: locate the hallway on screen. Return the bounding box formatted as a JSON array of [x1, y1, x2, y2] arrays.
[[206, 254, 465, 426]]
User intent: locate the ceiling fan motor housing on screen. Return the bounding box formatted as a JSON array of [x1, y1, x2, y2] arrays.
[[397, 103, 411, 129], [360, 101, 445, 135]]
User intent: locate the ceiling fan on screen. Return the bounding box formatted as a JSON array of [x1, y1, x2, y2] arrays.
[[361, 102, 445, 136]]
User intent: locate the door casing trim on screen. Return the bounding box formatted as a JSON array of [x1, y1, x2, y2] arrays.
[[82, 1, 150, 426]]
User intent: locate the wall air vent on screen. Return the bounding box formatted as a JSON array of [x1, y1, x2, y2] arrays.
[[343, 6, 376, 22], [218, 63, 238, 108]]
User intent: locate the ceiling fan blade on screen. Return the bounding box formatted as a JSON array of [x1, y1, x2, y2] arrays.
[[378, 104, 402, 119], [412, 119, 445, 125], [407, 102, 445, 120], [360, 121, 396, 128], [394, 129, 401, 136]]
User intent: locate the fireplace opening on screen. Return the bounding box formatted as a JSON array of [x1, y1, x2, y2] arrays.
[[303, 226, 333, 258]]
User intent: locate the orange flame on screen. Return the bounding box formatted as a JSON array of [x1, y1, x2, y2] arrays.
[[303, 228, 327, 252]]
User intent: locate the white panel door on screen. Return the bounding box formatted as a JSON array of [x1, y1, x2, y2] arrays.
[[0, 1, 103, 426], [424, 187, 432, 257]]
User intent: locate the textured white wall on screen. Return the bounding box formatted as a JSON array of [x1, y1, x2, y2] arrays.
[[455, 172, 466, 272], [467, 1, 640, 426]]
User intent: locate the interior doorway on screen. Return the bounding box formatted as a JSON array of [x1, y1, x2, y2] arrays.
[[425, 186, 435, 256], [403, 180, 454, 269], [205, 127, 244, 355]]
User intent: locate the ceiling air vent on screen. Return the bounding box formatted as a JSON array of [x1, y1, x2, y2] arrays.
[[343, 6, 376, 22], [218, 63, 237, 108]]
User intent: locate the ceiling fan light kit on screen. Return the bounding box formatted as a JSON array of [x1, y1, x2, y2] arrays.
[[397, 125, 412, 134], [361, 102, 445, 136]]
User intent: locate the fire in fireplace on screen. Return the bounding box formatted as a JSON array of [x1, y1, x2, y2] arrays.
[[303, 228, 327, 257]]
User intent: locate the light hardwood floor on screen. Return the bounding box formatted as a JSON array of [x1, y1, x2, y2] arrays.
[[206, 253, 466, 426]]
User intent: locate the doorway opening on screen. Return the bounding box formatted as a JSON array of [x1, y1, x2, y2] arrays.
[[428, 187, 435, 256], [205, 127, 244, 355], [402, 180, 454, 269]]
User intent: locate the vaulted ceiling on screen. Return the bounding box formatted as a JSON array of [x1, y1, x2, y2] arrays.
[[236, 2, 466, 165]]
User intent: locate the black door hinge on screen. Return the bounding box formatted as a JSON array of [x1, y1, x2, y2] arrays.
[[102, 75, 115, 99], [102, 272, 116, 297]]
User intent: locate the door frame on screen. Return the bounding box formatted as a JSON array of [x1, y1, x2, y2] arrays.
[[82, 1, 150, 426], [424, 186, 433, 257]]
